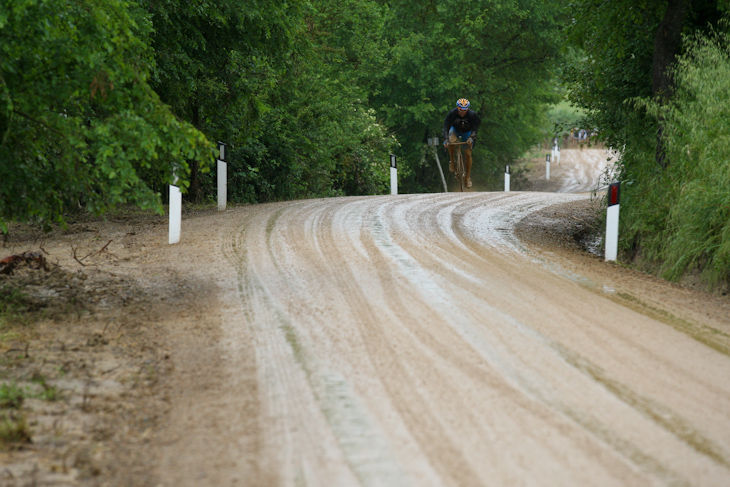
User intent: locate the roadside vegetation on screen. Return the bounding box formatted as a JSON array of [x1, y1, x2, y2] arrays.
[[634, 29, 730, 287], [563, 1, 730, 291], [0, 286, 37, 451]]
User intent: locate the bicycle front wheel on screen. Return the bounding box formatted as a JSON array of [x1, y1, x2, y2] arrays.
[[456, 151, 465, 192]]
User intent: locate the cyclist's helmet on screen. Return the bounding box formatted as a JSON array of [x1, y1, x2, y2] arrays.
[[456, 98, 470, 109]]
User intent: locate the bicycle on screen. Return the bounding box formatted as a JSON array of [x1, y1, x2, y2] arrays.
[[448, 141, 471, 192]]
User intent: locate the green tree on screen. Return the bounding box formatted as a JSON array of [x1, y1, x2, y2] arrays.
[[0, 0, 212, 231], [139, 0, 304, 201], [212, 0, 396, 202], [564, 0, 727, 161]]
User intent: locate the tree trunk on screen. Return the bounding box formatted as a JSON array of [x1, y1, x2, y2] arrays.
[[188, 97, 202, 202], [652, 0, 690, 169]]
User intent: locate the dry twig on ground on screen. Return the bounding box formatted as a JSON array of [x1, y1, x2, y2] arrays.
[[72, 240, 116, 266]]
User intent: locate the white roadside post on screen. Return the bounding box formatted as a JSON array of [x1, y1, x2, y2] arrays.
[[390, 154, 398, 195], [428, 137, 448, 193], [546, 154, 551, 180], [605, 182, 620, 261], [556, 145, 561, 165], [217, 141, 227, 211], [505, 165, 510, 192], [169, 168, 182, 245], [551, 142, 557, 165]]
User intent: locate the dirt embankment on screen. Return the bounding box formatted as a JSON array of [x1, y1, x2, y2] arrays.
[[0, 211, 222, 486]]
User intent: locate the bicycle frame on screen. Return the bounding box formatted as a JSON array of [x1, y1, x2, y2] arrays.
[[448, 141, 471, 192]]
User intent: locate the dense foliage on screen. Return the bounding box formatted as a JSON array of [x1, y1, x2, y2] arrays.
[[564, 1, 730, 288], [0, 0, 213, 231], [636, 30, 730, 286], [1, 0, 567, 229]]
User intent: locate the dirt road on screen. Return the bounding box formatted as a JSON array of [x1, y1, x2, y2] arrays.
[[521, 146, 617, 194], [4, 149, 730, 486]]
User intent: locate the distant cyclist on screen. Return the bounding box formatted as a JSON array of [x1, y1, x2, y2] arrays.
[[443, 98, 481, 188]]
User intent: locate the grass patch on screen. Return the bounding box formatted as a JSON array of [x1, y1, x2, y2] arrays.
[[0, 412, 32, 450], [0, 382, 34, 451], [0, 377, 60, 450], [0, 377, 60, 410], [0, 285, 29, 315], [32, 376, 60, 402], [0, 284, 32, 345], [0, 382, 25, 409]]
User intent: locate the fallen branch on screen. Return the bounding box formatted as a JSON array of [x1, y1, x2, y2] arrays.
[[72, 239, 116, 266], [72, 244, 87, 267]]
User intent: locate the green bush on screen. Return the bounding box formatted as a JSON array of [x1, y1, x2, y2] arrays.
[[635, 29, 730, 287]]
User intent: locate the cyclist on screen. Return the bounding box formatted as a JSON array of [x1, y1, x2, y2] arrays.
[[443, 98, 481, 188]]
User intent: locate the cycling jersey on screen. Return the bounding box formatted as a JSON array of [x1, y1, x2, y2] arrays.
[[443, 108, 481, 141]]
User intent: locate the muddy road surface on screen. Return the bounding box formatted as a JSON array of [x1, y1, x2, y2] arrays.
[[3, 149, 730, 486], [158, 152, 730, 486]]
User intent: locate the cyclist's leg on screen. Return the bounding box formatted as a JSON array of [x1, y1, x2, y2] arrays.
[[464, 146, 473, 188], [447, 129, 458, 171]]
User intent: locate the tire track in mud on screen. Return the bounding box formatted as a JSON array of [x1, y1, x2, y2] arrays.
[[358, 198, 646, 486], [366, 195, 700, 485], [220, 193, 730, 487], [224, 200, 410, 486], [217, 211, 274, 487]]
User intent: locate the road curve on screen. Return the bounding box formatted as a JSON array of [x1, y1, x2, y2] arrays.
[[208, 191, 730, 487]]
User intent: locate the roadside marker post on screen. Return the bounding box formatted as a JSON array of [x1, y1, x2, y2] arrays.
[[546, 154, 551, 180], [217, 141, 227, 211], [505, 165, 510, 192], [169, 176, 181, 244], [556, 145, 561, 165], [390, 154, 398, 195], [605, 182, 620, 261], [428, 137, 448, 193]]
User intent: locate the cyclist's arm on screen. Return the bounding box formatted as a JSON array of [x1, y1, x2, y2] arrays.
[[469, 111, 481, 137]]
